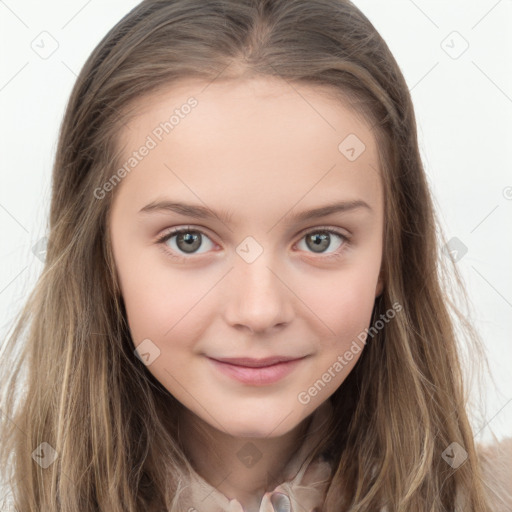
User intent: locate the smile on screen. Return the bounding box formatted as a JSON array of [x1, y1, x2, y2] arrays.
[[207, 356, 307, 386]]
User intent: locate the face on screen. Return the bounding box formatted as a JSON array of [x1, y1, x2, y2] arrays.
[[108, 77, 384, 439]]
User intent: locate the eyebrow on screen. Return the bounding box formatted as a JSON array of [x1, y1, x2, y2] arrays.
[[138, 198, 372, 225]]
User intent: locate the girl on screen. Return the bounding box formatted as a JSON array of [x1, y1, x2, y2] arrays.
[[0, 1, 510, 511]]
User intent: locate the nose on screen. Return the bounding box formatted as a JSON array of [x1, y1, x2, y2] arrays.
[[223, 252, 294, 335]]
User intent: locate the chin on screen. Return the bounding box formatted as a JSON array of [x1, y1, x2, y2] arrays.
[[218, 411, 303, 439], [222, 424, 286, 439]]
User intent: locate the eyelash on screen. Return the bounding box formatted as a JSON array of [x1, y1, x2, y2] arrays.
[[155, 225, 350, 262]]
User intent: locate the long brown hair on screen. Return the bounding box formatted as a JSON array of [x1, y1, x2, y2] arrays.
[[0, 0, 497, 510]]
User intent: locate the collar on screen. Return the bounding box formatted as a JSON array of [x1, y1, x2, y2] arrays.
[[170, 399, 335, 512]]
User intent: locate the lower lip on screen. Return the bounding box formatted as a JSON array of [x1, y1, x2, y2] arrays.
[[208, 357, 305, 386]]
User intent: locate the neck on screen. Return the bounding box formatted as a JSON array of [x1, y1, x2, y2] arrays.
[[177, 409, 314, 511]]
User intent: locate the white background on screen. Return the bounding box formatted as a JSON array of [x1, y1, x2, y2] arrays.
[[1, 0, 511, 447]]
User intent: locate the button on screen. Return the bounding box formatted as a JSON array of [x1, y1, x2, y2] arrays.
[[270, 492, 292, 512]]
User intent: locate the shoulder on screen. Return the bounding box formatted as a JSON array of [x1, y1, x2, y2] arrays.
[[476, 436, 512, 511]]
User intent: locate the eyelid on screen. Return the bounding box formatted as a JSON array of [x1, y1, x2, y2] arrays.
[[295, 224, 351, 241], [155, 224, 351, 242], [155, 225, 215, 243]]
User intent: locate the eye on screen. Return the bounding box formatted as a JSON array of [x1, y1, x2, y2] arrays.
[[155, 225, 349, 261], [295, 227, 348, 259], [156, 226, 216, 259]]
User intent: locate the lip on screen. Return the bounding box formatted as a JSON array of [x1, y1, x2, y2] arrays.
[[211, 356, 302, 368], [207, 356, 306, 386]]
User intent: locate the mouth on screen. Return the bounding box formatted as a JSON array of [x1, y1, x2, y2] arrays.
[[207, 355, 307, 386], [210, 356, 304, 368]]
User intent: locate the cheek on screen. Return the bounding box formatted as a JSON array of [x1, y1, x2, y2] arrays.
[[111, 234, 209, 347], [301, 267, 378, 341], [120, 264, 212, 346], [115, 258, 214, 394], [297, 268, 377, 392]]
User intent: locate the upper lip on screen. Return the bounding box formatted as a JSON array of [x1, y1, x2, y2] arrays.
[[209, 356, 305, 368]]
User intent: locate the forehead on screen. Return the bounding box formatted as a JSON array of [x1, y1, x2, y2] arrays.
[[111, 77, 383, 224]]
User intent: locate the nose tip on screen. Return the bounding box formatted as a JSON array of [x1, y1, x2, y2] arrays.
[[225, 263, 294, 334]]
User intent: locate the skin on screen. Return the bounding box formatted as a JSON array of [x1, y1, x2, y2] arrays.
[[109, 76, 384, 509]]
